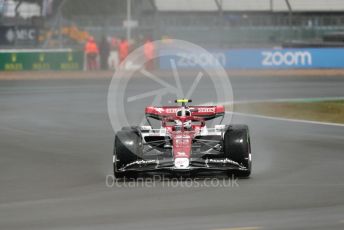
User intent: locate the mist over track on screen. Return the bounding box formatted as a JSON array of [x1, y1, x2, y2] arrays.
[[1, 74, 344, 230]]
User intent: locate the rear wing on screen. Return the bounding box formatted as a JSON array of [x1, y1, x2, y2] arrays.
[[145, 105, 225, 121]]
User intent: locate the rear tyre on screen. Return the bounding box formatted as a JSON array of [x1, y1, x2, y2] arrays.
[[224, 125, 252, 178], [113, 130, 142, 179]]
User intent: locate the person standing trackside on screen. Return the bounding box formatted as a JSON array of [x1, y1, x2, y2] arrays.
[[99, 36, 110, 70], [108, 36, 119, 70], [84, 36, 99, 70], [144, 38, 155, 70], [118, 37, 129, 65]]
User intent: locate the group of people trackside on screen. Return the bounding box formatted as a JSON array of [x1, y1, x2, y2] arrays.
[[84, 35, 155, 71]]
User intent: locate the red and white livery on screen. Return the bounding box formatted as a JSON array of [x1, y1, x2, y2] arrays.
[[113, 99, 252, 178]]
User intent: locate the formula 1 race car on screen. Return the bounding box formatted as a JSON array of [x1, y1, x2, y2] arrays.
[[113, 99, 251, 178]]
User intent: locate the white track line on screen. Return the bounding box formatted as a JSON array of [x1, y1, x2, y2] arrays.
[[201, 99, 344, 127], [228, 111, 344, 127], [234, 96, 344, 104], [204, 97, 344, 105]]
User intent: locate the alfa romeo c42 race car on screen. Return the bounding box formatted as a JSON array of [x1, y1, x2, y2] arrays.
[[113, 99, 252, 178]]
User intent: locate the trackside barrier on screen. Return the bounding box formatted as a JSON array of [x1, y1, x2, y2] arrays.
[[159, 48, 344, 70], [0, 49, 83, 71]]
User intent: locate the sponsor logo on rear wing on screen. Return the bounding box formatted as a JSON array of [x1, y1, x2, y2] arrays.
[[145, 106, 224, 120]]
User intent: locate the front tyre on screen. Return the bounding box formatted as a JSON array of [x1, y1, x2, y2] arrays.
[[113, 130, 142, 179], [224, 125, 252, 178]]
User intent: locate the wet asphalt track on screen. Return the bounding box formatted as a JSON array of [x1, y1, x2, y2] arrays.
[[1, 75, 344, 230]]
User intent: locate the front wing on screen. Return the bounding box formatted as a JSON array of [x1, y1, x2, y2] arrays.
[[115, 158, 249, 173]]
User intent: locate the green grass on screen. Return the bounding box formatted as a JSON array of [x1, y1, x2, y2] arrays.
[[234, 100, 344, 124]]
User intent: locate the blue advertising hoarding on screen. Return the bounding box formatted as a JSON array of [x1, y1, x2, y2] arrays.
[[159, 48, 344, 69]]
